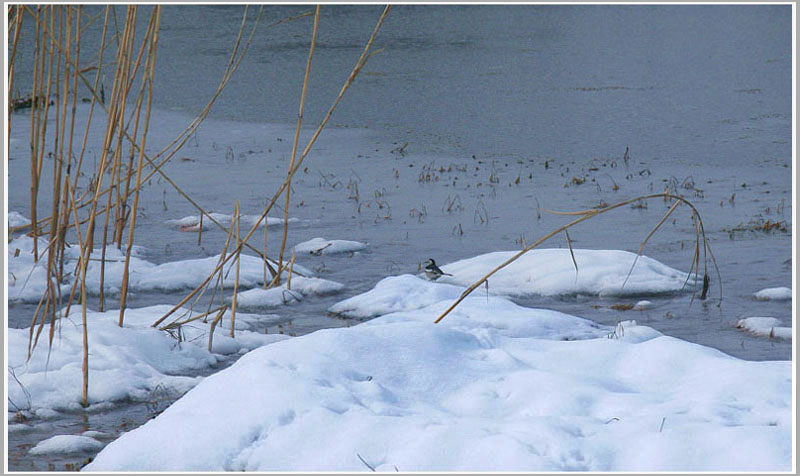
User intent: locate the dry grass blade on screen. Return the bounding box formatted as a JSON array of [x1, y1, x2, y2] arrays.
[[621, 198, 681, 289], [230, 201, 241, 338], [434, 193, 720, 324]]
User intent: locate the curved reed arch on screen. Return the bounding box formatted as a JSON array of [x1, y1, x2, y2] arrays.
[[434, 193, 721, 324]]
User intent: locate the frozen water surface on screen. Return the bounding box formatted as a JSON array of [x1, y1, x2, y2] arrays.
[[6, 5, 793, 472]]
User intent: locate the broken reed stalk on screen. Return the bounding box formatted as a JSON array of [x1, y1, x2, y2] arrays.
[[159, 305, 226, 331], [434, 193, 721, 324], [565, 229, 578, 277], [152, 5, 392, 328], [207, 306, 228, 352], [230, 200, 241, 338], [274, 5, 320, 285], [157, 207, 237, 331], [286, 249, 296, 291]]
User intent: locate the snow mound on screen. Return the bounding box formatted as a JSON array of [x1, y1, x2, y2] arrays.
[[328, 274, 466, 318], [433, 249, 691, 297], [86, 298, 790, 472], [166, 213, 298, 232], [8, 211, 31, 228], [753, 287, 792, 301], [7, 305, 289, 414], [736, 317, 792, 340], [294, 237, 367, 255], [29, 435, 103, 455], [234, 277, 344, 310]]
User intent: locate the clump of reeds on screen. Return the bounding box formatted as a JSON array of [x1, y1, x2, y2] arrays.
[[10, 4, 392, 409]]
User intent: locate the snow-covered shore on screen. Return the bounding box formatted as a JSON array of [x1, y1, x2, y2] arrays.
[[83, 275, 792, 472], [6, 237, 791, 471], [7, 305, 289, 415]]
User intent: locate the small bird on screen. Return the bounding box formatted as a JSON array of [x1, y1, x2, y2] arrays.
[[423, 258, 452, 281]]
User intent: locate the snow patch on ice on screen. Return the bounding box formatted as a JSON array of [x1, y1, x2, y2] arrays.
[[234, 277, 345, 310], [166, 213, 298, 232], [434, 249, 691, 297], [293, 237, 366, 255], [753, 287, 792, 301], [736, 317, 792, 340], [29, 435, 103, 455]]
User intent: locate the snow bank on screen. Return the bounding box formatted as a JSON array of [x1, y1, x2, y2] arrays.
[[7, 305, 289, 415], [28, 435, 103, 455], [736, 317, 792, 340], [432, 249, 691, 297], [166, 213, 298, 232], [754, 287, 792, 301], [234, 277, 345, 310], [86, 293, 791, 472], [293, 237, 367, 255], [7, 236, 313, 302]]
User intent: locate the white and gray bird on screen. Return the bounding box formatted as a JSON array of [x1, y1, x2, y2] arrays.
[[423, 258, 452, 281]]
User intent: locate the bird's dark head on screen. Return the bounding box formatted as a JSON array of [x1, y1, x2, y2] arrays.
[[426, 258, 436, 266]]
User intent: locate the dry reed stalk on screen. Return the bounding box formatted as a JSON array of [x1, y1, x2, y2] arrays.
[[27, 5, 45, 262], [7, 5, 24, 135], [286, 249, 296, 291], [198, 212, 204, 246], [274, 5, 320, 284], [434, 193, 720, 324], [152, 5, 392, 328], [118, 6, 161, 327], [230, 200, 241, 338], [263, 214, 269, 289]]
